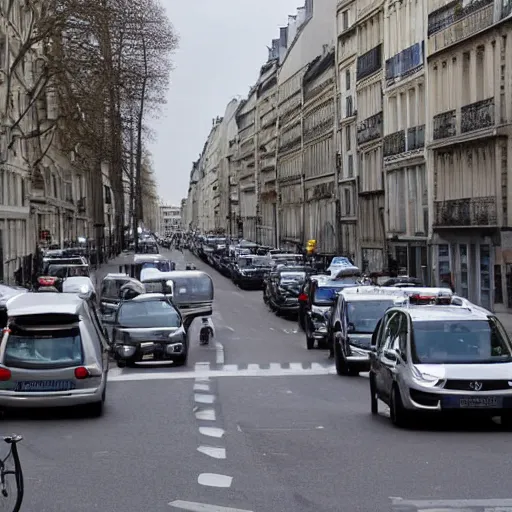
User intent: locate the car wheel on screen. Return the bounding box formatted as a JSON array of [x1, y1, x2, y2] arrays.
[[88, 400, 104, 418], [390, 384, 410, 428], [501, 412, 512, 430], [173, 352, 188, 367], [334, 333, 350, 375], [304, 319, 315, 349], [116, 360, 127, 368], [369, 372, 378, 415]]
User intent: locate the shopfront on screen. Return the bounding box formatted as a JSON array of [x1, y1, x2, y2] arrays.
[[432, 235, 494, 311]]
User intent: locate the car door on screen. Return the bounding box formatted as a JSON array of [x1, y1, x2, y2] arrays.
[[380, 312, 403, 400], [374, 311, 400, 401]]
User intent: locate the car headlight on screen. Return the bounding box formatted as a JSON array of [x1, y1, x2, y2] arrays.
[[117, 345, 136, 357], [411, 365, 440, 387]]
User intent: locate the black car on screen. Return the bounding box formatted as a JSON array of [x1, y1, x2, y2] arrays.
[[231, 255, 273, 289], [264, 266, 310, 316], [111, 294, 190, 367], [297, 275, 360, 350]]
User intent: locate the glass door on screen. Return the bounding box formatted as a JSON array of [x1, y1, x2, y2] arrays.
[[438, 244, 452, 289], [480, 244, 491, 310], [459, 244, 469, 298]]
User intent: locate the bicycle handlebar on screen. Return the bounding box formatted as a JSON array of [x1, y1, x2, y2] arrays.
[[3, 435, 22, 445]]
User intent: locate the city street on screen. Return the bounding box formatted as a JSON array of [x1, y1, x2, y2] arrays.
[[4, 249, 512, 512]]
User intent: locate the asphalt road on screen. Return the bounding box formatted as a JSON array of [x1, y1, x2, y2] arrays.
[[3, 249, 512, 512]]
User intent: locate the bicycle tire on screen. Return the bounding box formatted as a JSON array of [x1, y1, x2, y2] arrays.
[[0, 441, 23, 512]]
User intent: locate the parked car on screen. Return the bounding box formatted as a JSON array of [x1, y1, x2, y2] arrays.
[[369, 297, 512, 428], [0, 292, 109, 416], [264, 266, 310, 316], [231, 255, 273, 289]]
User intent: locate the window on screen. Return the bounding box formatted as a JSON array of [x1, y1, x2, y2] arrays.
[[314, 286, 346, 305], [346, 95, 353, 117], [345, 69, 351, 90], [347, 155, 354, 177], [379, 312, 400, 350], [346, 299, 394, 334], [4, 327, 83, 369], [342, 10, 349, 30], [344, 188, 351, 215], [345, 125, 351, 150], [438, 244, 451, 289], [411, 320, 512, 364], [117, 300, 181, 328], [101, 278, 131, 299]]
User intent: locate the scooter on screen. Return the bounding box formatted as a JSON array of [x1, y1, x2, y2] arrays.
[[199, 317, 214, 345]]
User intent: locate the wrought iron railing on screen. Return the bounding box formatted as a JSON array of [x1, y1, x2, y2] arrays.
[[434, 196, 497, 227], [433, 110, 456, 140], [356, 44, 382, 81], [383, 130, 405, 157], [461, 97, 494, 133], [357, 111, 383, 145]]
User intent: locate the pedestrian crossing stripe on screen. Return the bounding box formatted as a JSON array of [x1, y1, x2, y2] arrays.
[[107, 361, 351, 382]]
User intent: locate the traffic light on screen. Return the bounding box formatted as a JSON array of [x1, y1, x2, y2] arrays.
[[306, 239, 317, 255]]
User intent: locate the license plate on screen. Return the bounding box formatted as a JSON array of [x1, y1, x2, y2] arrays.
[[442, 396, 503, 409], [15, 380, 76, 392], [142, 354, 154, 360]]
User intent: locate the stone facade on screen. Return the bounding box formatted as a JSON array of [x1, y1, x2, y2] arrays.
[[183, 0, 512, 312]]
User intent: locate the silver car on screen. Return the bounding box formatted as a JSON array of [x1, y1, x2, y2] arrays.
[[0, 292, 109, 416], [370, 304, 512, 428]]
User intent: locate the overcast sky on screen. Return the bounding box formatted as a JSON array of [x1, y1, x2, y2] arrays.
[[147, 0, 300, 206]]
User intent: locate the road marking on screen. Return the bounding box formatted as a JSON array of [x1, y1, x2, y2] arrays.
[[169, 500, 253, 512], [197, 446, 226, 459], [225, 326, 235, 332], [199, 426, 224, 438], [198, 473, 233, 488], [195, 362, 210, 372], [390, 497, 512, 508], [193, 383, 210, 392], [109, 362, 336, 382], [194, 394, 215, 404], [215, 341, 225, 364], [195, 409, 216, 421]]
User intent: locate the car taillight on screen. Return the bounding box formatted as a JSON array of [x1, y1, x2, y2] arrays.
[[0, 368, 11, 381], [74, 367, 89, 379], [298, 293, 308, 302], [38, 276, 57, 286]]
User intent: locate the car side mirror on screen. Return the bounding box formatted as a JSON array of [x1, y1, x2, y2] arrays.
[[384, 349, 397, 362]]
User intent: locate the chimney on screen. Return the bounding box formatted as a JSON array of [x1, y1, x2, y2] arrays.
[[279, 26, 288, 48]]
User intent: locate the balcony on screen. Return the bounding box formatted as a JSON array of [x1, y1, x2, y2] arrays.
[[383, 131, 405, 157], [433, 110, 456, 140], [383, 125, 425, 157], [356, 44, 382, 81], [357, 111, 383, 145], [461, 97, 494, 133], [407, 125, 425, 150], [385, 41, 424, 82], [427, 1, 494, 55], [434, 196, 497, 227]]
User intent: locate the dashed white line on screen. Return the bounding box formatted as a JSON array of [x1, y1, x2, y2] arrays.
[[215, 341, 225, 364], [169, 500, 253, 512], [193, 383, 210, 392], [195, 362, 210, 372], [199, 426, 225, 438], [197, 445, 226, 459], [195, 409, 216, 421], [194, 394, 215, 404], [225, 326, 235, 332], [222, 364, 238, 372], [198, 473, 233, 488]]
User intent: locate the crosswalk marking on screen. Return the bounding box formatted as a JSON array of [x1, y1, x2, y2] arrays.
[[107, 361, 337, 382]]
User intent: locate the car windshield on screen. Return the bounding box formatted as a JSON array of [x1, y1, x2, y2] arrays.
[[314, 286, 344, 304], [346, 300, 394, 334], [280, 272, 306, 283], [411, 320, 512, 364], [4, 327, 83, 369], [117, 300, 181, 328], [141, 261, 172, 272], [101, 278, 131, 299], [238, 257, 271, 267]]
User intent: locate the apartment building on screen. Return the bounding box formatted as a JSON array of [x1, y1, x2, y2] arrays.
[[336, 0, 359, 262], [427, 0, 512, 311], [159, 204, 181, 236], [355, 0, 386, 272], [383, 0, 428, 281]]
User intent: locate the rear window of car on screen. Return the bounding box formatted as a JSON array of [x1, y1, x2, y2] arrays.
[[3, 327, 83, 369], [314, 286, 345, 304], [117, 300, 181, 328], [101, 278, 130, 299]]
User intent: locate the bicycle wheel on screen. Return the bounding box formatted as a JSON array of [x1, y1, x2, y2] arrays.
[[0, 448, 23, 512]]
